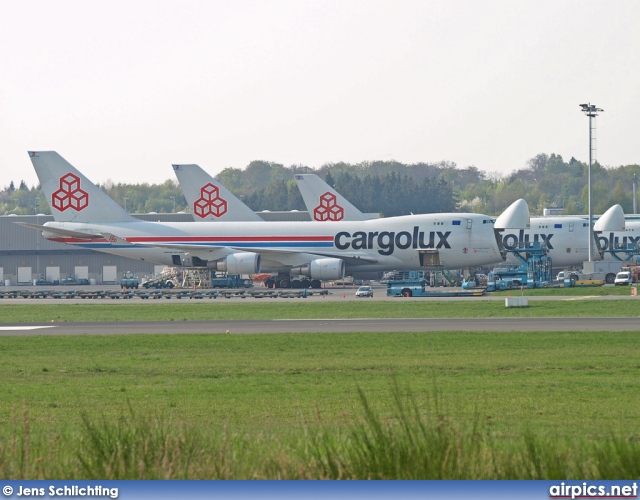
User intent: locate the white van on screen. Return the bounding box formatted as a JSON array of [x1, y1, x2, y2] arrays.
[[614, 271, 633, 286]]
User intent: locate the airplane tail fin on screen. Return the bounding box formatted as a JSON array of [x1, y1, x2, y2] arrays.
[[494, 199, 530, 230], [294, 174, 367, 221], [28, 151, 136, 223], [172, 164, 263, 222]]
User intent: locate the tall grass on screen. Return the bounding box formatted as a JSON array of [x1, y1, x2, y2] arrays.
[[1, 389, 639, 479]]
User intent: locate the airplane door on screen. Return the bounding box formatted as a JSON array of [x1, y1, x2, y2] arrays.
[[569, 223, 574, 232], [419, 249, 441, 267], [467, 220, 472, 229]]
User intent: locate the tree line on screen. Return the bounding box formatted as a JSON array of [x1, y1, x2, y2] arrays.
[[2, 153, 639, 217]]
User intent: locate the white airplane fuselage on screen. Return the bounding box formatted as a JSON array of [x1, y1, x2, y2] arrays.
[[41, 213, 504, 272], [501, 216, 596, 267]]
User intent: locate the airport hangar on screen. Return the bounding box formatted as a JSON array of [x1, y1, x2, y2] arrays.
[[0, 211, 322, 286]]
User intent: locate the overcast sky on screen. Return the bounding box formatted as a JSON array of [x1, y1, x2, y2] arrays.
[[1, 0, 638, 189]]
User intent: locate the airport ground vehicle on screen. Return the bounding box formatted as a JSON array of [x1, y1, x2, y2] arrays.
[[386, 278, 425, 297], [386, 278, 483, 297], [485, 242, 552, 291], [120, 271, 139, 289], [142, 277, 175, 289], [614, 271, 633, 285], [211, 274, 253, 288], [461, 274, 487, 289], [35, 275, 60, 286], [581, 261, 626, 284], [355, 285, 373, 297], [555, 270, 584, 282], [264, 276, 321, 289]]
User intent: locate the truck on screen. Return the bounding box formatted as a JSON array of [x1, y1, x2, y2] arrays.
[[211, 273, 253, 289], [386, 278, 483, 297], [580, 261, 628, 285], [120, 271, 139, 289], [385, 278, 427, 297]]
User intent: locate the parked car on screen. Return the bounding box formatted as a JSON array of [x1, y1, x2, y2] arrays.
[[556, 271, 582, 282], [614, 271, 633, 286], [355, 285, 373, 297]]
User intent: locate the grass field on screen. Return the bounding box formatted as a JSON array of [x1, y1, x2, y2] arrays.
[[1, 323, 639, 479], [1, 295, 640, 322]]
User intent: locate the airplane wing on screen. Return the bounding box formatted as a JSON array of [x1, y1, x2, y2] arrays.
[[100, 233, 379, 267], [100, 233, 232, 261], [17, 222, 103, 239], [238, 247, 379, 266]]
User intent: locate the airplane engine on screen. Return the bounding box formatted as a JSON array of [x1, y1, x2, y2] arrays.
[[216, 252, 261, 274], [291, 258, 345, 280]]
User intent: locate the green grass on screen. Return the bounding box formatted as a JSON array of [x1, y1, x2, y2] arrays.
[[489, 285, 636, 296], [1, 331, 638, 434], [1, 297, 640, 322], [1, 295, 639, 479]]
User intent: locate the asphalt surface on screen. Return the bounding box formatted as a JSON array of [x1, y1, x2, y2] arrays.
[[0, 317, 638, 336], [1, 284, 638, 336]]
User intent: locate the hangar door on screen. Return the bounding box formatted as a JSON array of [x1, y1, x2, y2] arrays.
[[17, 267, 32, 284], [75, 266, 89, 280], [46, 266, 61, 283], [102, 266, 118, 284]]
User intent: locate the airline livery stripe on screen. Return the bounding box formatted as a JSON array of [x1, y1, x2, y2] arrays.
[[52, 236, 335, 245], [70, 242, 334, 249], [128, 236, 335, 243], [52, 238, 335, 249]]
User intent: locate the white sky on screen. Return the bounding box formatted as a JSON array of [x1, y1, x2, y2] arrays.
[[1, 0, 638, 188]]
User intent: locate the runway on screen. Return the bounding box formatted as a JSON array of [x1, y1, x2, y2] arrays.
[[0, 317, 638, 336]]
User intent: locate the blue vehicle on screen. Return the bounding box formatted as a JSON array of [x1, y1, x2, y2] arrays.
[[211, 274, 253, 289]]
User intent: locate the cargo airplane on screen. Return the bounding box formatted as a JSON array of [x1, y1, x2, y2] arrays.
[[21, 152, 533, 287], [292, 174, 626, 268]]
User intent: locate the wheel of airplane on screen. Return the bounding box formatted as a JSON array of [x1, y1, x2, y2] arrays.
[[310, 280, 321, 289], [302, 279, 312, 288], [291, 280, 302, 289], [278, 278, 291, 288]]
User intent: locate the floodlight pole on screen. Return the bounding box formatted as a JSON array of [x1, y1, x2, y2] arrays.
[[580, 103, 603, 263], [634, 174, 637, 215]]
